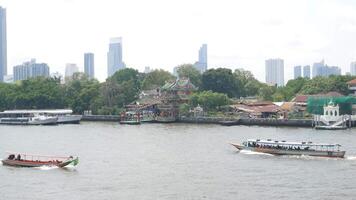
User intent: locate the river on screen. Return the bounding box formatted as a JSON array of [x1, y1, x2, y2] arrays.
[[0, 122, 355, 200]]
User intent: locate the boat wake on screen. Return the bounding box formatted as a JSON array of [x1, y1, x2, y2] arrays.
[[345, 156, 356, 160], [34, 165, 59, 170], [239, 150, 273, 156]]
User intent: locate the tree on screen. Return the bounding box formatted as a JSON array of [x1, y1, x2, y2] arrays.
[[14, 77, 65, 109], [202, 68, 240, 98], [141, 69, 175, 90], [190, 91, 230, 110], [234, 69, 262, 97], [64, 73, 101, 114], [176, 64, 202, 88], [258, 85, 277, 101]]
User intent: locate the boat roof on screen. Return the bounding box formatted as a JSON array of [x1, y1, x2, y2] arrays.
[[0, 109, 73, 114], [5, 151, 72, 159], [247, 139, 341, 147]]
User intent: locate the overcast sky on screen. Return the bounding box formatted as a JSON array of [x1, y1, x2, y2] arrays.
[[2, 0, 356, 82]]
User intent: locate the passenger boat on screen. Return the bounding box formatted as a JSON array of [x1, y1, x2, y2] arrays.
[[120, 111, 141, 125], [231, 139, 345, 158], [0, 110, 57, 125], [41, 109, 82, 124], [2, 152, 79, 168]]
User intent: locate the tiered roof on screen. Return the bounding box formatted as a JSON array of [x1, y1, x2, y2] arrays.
[[161, 77, 197, 91]]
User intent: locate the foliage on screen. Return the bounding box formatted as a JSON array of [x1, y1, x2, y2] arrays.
[[176, 64, 202, 88], [189, 91, 230, 110], [141, 69, 175, 90], [64, 73, 101, 114], [234, 69, 263, 97], [202, 68, 240, 98]]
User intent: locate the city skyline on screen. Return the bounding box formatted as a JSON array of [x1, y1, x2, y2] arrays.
[[2, 1, 356, 82]]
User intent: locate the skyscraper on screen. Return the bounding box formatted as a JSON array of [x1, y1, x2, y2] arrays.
[[107, 37, 125, 77], [65, 63, 79, 79], [294, 65, 302, 79], [303, 65, 311, 78], [312, 60, 341, 77], [265, 58, 284, 87], [13, 59, 49, 81], [84, 53, 94, 79], [194, 44, 207, 73], [0, 7, 7, 82], [350, 62, 356, 76]]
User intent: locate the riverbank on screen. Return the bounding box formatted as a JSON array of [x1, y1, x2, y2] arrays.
[[81, 115, 356, 128]]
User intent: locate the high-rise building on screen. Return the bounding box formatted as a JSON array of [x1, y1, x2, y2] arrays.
[[350, 62, 356, 76], [265, 58, 284, 87], [294, 65, 302, 79], [144, 66, 151, 74], [65, 63, 79, 78], [13, 59, 49, 81], [194, 44, 207, 73], [84, 53, 94, 79], [0, 7, 7, 82], [107, 37, 125, 77], [303, 65, 311, 78], [312, 60, 341, 77]]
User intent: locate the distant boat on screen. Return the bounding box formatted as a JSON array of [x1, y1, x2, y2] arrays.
[[40, 109, 82, 124], [0, 109, 82, 125], [231, 139, 345, 158], [2, 152, 79, 168], [0, 110, 57, 125], [120, 111, 141, 125]]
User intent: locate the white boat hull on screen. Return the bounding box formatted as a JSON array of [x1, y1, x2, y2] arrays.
[[231, 143, 345, 158], [0, 117, 57, 125], [57, 115, 82, 124]]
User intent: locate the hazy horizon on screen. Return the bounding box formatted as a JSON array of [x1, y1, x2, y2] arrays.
[[2, 0, 356, 82]]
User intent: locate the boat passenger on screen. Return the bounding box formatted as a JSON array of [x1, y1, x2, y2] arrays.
[[16, 154, 21, 160], [8, 154, 15, 160]]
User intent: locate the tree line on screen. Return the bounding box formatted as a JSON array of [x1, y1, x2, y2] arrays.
[[0, 64, 354, 114]]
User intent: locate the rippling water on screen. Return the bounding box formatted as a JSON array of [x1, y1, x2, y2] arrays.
[[0, 122, 356, 200]]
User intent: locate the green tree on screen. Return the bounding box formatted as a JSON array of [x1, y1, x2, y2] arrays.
[[202, 68, 240, 98], [141, 69, 175, 90], [190, 91, 230, 110], [176, 64, 202, 88], [258, 85, 277, 101], [64, 73, 101, 114], [234, 69, 262, 97]]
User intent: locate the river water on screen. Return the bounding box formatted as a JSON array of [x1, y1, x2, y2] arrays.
[[0, 122, 356, 200]]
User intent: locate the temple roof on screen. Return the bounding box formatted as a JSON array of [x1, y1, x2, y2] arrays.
[[161, 77, 197, 91]]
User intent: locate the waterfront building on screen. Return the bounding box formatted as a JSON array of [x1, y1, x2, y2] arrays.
[[84, 53, 94, 79], [312, 60, 341, 78], [350, 62, 356, 76], [294, 66, 302, 79], [158, 77, 197, 122], [0, 6, 7, 82], [194, 44, 207, 73], [265, 58, 284, 86], [303, 65, 311, 78], [107, 37, 125, 77], [13, 59, 49, 81], [65, 63, 79, 79]]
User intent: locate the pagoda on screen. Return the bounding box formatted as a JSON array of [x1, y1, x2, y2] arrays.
[[157, 77, 197, 122]]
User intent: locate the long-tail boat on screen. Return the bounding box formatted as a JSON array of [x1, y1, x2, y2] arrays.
[[2, 152, 79, 168], [231, 139, 345, 158]]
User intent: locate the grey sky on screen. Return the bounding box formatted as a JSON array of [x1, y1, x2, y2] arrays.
[[2, 0, 356, 82]]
